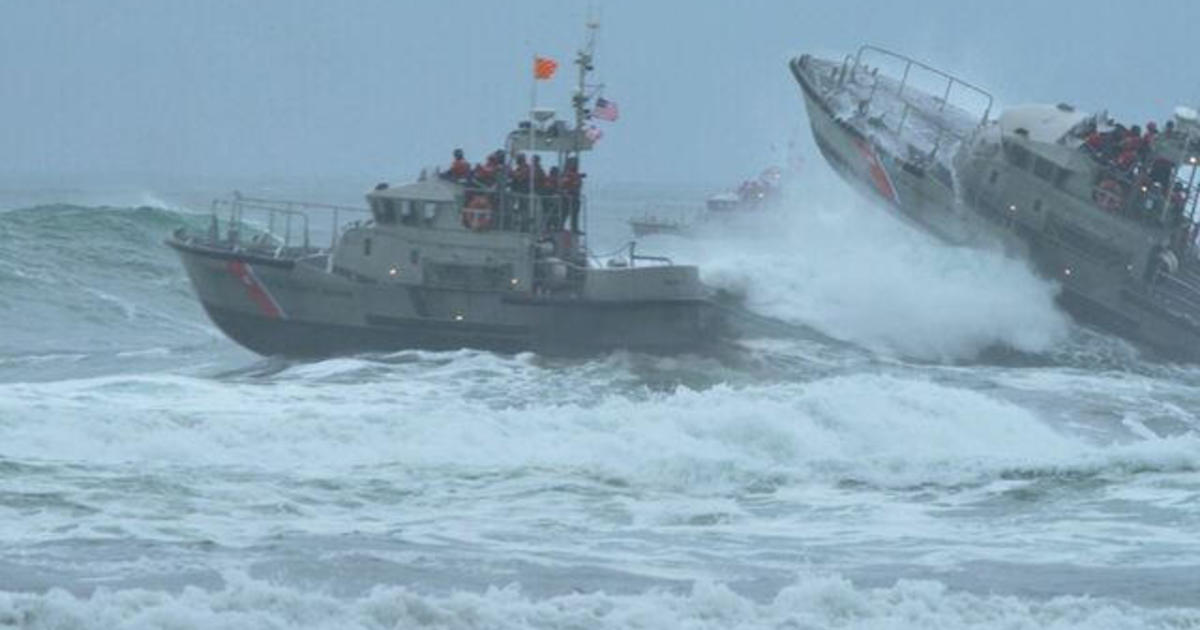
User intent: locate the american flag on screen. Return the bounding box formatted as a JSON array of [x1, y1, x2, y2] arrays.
[[591, 97, 619, 122]]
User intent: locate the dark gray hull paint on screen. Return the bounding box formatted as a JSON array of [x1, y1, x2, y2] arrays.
[[791, 59, 1200, 362], [171, 240, 723, 358]]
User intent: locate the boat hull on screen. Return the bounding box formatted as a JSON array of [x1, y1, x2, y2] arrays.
[[791, 57, 1200, 361], [169, 239, 724, 358]]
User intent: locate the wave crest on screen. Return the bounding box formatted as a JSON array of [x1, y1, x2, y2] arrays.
[[2, 570, 1194, 629]]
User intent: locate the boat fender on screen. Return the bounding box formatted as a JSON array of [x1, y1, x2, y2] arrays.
[[1159, 249, 1179, 275], [461, 194, 494, 231], [542, 257, 569, 287]]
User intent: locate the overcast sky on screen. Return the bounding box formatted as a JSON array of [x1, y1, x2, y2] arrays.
[[2, 0, 1198, 187]]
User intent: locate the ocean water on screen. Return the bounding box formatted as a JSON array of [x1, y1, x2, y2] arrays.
[[1, 179, 1199, 629]]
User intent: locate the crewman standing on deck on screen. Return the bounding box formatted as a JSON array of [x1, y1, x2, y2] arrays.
[[561, 156, 584, 232], [508, 153, 530, 191], [473, 153, 499, 187], [444, 148, 471, 181], [532, 155, 547, 191]]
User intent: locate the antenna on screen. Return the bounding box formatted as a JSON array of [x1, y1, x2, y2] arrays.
[[573, 18, 600, 139]]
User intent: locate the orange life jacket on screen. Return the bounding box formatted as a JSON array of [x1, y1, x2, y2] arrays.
[[449, 158, 470, 178], [561, 170, 582, 194]]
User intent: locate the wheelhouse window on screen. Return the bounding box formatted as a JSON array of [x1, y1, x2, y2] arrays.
[[372, 198, 397, 224], [401, 200, 418, 225], [1033, 157, 1057, 182], [1054, 168, 1071, 187], [1003, 141, 1032, 170]]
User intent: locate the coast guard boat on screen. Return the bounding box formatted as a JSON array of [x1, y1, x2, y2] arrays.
[[629, 166, 786, 237], [792, 46, 1200, 361], [167, 26, 725, 357]]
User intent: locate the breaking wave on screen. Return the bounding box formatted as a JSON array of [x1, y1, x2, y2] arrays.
[[2, 360, 1194, 493], [646, 176, 1073, 361], [2, 571, 1195, 630], [0, 204, 218, 370]]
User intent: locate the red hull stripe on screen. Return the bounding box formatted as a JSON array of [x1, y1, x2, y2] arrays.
[[227, 260, 285, 319], [853, 138, 899, 205]]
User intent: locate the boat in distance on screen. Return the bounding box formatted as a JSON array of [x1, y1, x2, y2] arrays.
[[629, 167, 787, 238], [792, 45, 1200, 361], [167, 26, 726, 358]]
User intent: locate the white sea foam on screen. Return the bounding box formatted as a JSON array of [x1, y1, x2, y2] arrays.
[[80, 190, 199, 214], [646, 176, 1072, 360], [1, 366, 1193, 490], [1, 571, 1195, 630], [2, 348, 1197, 568]]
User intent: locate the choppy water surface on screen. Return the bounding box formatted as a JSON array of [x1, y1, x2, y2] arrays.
[[1, 184, 1198, 628]]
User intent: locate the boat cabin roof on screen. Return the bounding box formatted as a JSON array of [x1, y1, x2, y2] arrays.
[[1000, 104, 1089, 145], [367, 178, 459, 203], [999, 104, 1094, 170], [505, 121, 595, 155]]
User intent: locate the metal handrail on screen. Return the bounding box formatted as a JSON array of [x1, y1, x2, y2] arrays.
[[229, 193, 371, 250], [208, 193, 372, 254], [854, 45, 994, 127], [231, 194, 367, 214], [458, 186, 584, 237], [628, 241, 673, 267], [1152, 272, 1200, 316], [212, 199, 311, 251], [1085, 164, 1193, 230]]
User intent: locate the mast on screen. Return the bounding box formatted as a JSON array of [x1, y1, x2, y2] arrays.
[[530, 54, 536, 203], [573, 19, 599, 166]]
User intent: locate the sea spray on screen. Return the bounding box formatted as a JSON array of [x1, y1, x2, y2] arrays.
[[648, 175, 1072, 360]]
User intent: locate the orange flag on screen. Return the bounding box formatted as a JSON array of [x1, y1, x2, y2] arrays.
[[534, 56, 558, 80]]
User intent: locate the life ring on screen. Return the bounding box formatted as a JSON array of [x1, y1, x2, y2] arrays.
[[461, 194, 493, 231], [1093, 178, 1125, 212]]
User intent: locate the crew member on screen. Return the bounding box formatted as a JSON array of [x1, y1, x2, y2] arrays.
[[532, 155, 547, 192], [1115, 127, 1142, 172], [1101, 125, 1127, 162], [543, 165, 562, 229], [1122, 126, 1144, 155], [561, 156, 584, 232], [1084, 130, 1104, 158], [1144, 121, 1159, 146], [508, 153, 530, 191], [543, 166, 561, 194], [443, 148, 471, 181], [473, 153, 499, 187]]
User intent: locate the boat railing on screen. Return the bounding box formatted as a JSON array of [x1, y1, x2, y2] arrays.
[[846, 45, 994, 158], [587, 241, 672, 268], [854, 45, 994, 127], [461, 185, 586, 237], [1087, 166, 1189, 230], [210, 193, 370, 255], [1150, 269, 1200, 322]]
